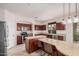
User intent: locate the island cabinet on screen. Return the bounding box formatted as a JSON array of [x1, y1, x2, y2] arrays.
[[51, 45, 65, 56], [43, 42, 65, 56], [26, 39, 39, 53], [56, 23, 65, 30], [51, 45, 58, 56]]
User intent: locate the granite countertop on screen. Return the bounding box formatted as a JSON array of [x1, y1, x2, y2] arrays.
[[38, 38, 79, 56], [25, 36, 79, 56], [25, 35, 46, 39], [35, 33, 65, 36]]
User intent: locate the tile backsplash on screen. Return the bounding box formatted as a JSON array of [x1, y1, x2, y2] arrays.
[[56, 30, 65, 35]]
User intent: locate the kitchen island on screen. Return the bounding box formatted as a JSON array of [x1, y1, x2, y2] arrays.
[[25, 35, 46, 53], [25, 36, 79, 56]]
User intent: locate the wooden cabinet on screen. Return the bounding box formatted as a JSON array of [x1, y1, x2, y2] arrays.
[[42, 25, 46, 30], [35, 25, 46, 30], [51, 45, 58, 56], [27, 39, 39, 53], [35, 34, 47, 37], [47, 35, 52, 38], [17, 36, 23, 45], [17, 23, 32, 45], [35, 25, 40, 30], [43, 43, 65, 56], [48, 22, 56, 34], [51, 45, 65, 56], [25, 37, 65, 55], [17, 23, 32, 31], [17, 23, 22, 31], [56, 23, 65, 30], [52, 35, 57, 39], [58, 36, 64, 41]]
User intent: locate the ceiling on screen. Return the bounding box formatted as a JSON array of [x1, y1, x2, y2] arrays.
[[0, 3, 78, 21]]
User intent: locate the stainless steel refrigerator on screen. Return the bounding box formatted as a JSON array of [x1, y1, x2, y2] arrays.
[[0, 22, 6, 56]]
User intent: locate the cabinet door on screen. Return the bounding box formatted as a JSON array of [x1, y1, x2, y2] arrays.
[[42, 25, 46, 30], [35, 25, 39, 30], [29, 39, 34, 52], [17, 36, 22, 45], [17, 23, 22, 31], [29, 39, 38, 53], [56, 23, 65, 30], [35, 25, 46, 30], [25, 24, 32, 30], [58, 36, 64, 41], [47, 35, 52, 38], [17, 23, 32, 31], [51, 45, 58, 56], [33, 39, 38, 50]]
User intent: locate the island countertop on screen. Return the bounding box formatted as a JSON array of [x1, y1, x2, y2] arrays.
[[38, 38, 79, 56], [25, 35, 46, 39], [25, 36, 79, 56]]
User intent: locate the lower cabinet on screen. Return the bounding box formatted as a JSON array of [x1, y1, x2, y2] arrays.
[[51, 45, 58, 56], [26, 39, 39, 53], [51, 45, 65, 56], [43, 43, 53, 54], [47, 35, 52, 38], [58, 36, 64, 41], [42, 42, 65, 56], [17, 36, 23, 45], [25, 38, 65, 56]]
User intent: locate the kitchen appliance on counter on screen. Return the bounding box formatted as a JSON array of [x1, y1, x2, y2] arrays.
[[21, 31, 28, 41]]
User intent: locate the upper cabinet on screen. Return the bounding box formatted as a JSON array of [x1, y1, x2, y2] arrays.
[[17, 23, 32, 31], [17, 23, 22, 31], [48, 22, 56, 34], [56, 23, 65, 30], [35, 25, 46, 30]]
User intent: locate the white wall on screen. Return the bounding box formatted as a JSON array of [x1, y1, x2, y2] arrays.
[[3, 9, 47, 49], [4, 10, 17, 49], [0, 8, 17, 49], [65, 22, 73, 43], [0, 8, 5, 21]]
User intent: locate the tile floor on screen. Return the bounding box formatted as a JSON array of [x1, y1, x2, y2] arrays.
[[7, 44, 50, 56]]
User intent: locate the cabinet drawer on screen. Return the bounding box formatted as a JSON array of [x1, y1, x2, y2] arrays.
[[56, 23, 65, 30]]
